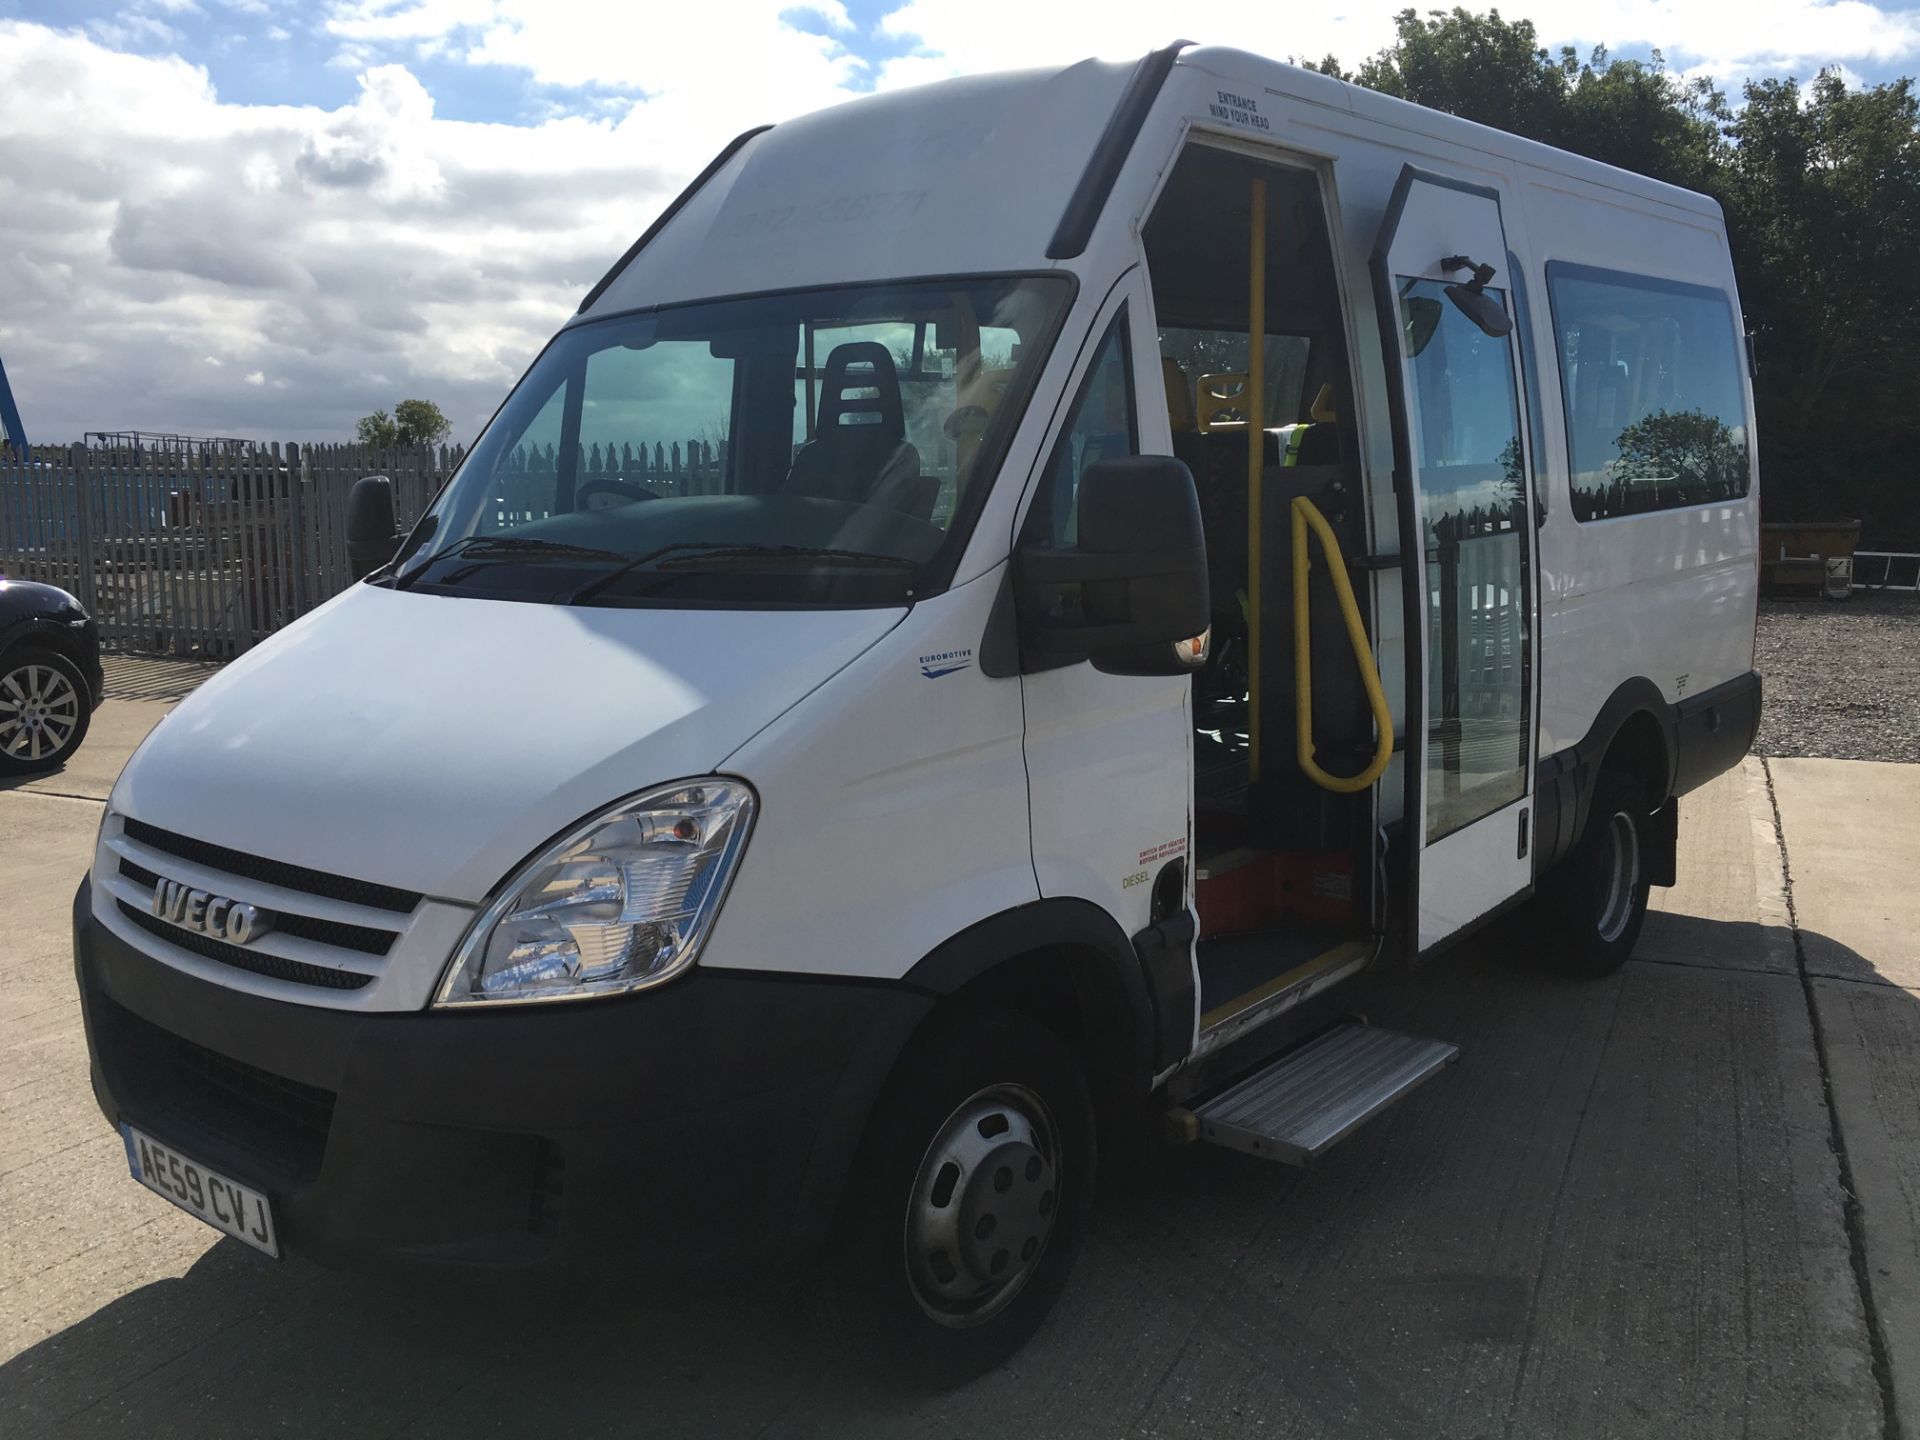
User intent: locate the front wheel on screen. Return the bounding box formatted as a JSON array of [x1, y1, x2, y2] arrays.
[[1537, 773, 1652, 978], [0, 647, 93, 775], [832, 1008, 1096, 1380]]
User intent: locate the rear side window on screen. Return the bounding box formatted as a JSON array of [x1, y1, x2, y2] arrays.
[[1547, 265, 1750, 521]]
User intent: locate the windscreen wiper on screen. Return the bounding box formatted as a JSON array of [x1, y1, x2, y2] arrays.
[[566, 543, 920, 605], [392, 534, 630, 590]]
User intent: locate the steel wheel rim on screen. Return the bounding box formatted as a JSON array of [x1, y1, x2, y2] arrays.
[[903, 1082, 1061, 1329], [0, 663, 80, 762], [1597, 810, 1640, 943]]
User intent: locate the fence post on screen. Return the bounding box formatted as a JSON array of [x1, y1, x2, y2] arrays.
[[73, 444, 97, 614], [286, 441, 310, 616]]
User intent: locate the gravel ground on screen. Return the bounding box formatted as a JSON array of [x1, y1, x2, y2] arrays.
[[1754, 589, 1920, 763]]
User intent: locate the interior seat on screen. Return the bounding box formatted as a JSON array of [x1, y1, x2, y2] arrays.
[[784, 341, 936, 519], [1292, 381, 1343, 466], [1162, 357, 1208, 482]]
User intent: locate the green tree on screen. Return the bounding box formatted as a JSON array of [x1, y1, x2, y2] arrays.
[[355, 409, 397, 448], [1728, 74, 1920, 449], [1355, 9, 1571, 144], [355, 399, 453, 448], [1332, 10, 1727, 184], [392, 398, 452, 447]]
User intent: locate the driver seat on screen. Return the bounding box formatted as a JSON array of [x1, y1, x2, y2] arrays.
[[784, 341, 936, 519]]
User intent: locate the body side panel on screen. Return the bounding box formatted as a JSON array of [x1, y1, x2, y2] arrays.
[[706, 566, 1038, 981]]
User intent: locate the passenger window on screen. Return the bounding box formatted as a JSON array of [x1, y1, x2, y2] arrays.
[[1506, 252, 1549, 518], [1547, 265, 1750, 521], [1398, 278, 1532, 841], [1028, 312, 1136, 548]]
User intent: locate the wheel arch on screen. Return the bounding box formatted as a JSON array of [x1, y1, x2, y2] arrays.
[[1534, 676, 1677, 878], [1, 616, 92, 674], [789, 898, 1169, 1252], [900, 898, 1160, 1097]]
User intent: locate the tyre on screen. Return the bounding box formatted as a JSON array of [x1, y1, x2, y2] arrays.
[[1537, 772, 1651, 977], [831, 1007, 1097, 1382], [0, 647, 93, 776]]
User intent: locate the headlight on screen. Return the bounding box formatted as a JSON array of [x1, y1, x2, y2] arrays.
[[435, 778, 755, 1008]]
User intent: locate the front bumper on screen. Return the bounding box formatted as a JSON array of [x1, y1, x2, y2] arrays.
[[73, 878, 930, 1272]]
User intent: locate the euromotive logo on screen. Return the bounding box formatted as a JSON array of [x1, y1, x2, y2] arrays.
[[919, 647, 974, 679]]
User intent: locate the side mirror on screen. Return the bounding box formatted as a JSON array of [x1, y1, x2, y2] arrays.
[[1439, 255, 1513, 339], [346, 474, 399, 581], [1017, 455, 1211, 676]]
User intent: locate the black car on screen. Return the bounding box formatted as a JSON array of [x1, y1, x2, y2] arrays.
[[0, 578, 104, 774]]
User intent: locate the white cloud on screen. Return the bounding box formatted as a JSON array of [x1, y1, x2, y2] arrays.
[[327, 0, 865, 160], [0, 20, 762, 442], [875, 0, 1920, 89], [327, 0, 496, 45], [88, 12, 186, 48], [0, 6, 881, 444], [4, 0, 1916, 450]]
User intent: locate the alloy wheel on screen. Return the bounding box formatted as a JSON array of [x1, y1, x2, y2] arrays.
[[0, 663, 81, 763]]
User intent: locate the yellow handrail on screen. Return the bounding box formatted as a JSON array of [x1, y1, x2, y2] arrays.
[[1245, 175, 1267, 783], [1291, 495, 1395, 794]]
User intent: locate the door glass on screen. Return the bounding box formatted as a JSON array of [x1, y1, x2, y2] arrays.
[[1398, 279, 1531, 841], [1026, 311, 1136, 548]]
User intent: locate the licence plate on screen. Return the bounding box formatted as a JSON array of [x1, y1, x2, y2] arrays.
[[122, 1125, 280, 1258]]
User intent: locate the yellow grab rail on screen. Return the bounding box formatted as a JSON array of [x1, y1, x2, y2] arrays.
[[1291, 495, 1395, 794]]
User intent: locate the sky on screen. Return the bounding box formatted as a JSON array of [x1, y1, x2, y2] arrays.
[[2, 0, 1918, 445]]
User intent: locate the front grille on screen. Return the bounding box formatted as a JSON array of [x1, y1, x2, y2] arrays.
[[118, 858, 398, 956], [121, 817, 422, 915], [118, 900, 373, 991], [95, 993, 336, 1183]]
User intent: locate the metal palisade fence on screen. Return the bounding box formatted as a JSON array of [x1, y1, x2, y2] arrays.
[[0, 435, 731, 658], [0, 443, 459, 658]]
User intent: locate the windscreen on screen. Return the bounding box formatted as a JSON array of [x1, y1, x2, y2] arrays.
[[390, 277, 1070, 607]]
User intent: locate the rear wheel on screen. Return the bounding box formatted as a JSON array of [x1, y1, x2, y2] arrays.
[[832, 1008, 1096, 1380], [1537, 773, 1651, 977], [0, 647, 92, 775]]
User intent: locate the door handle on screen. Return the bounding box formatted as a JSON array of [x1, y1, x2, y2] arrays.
[[1292, 495, 1395, 795]]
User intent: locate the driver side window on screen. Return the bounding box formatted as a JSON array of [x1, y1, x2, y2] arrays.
[[1029, 310, 1136, 548]]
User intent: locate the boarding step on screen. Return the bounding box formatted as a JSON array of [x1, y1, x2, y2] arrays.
[[1193, 1023, 1458, 1165]]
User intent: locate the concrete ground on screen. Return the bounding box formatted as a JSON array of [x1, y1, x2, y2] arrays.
[[2, 686, 1916, 1438]]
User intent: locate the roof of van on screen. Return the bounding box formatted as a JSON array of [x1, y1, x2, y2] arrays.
[[579, 44, 1721, 319], [581, 57, 1139, 317]]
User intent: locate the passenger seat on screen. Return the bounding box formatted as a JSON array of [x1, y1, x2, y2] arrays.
[[785, 341, 936, 519]]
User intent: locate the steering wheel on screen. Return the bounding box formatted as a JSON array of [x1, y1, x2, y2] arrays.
[[577, 476, 661, 510]]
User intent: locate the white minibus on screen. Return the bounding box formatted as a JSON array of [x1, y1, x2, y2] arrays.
[[75, 42, 1761, 1370]]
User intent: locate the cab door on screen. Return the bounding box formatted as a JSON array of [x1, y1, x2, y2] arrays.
[[1371, 167, 1539, 952], [1017, 272, 1195, 1010]]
